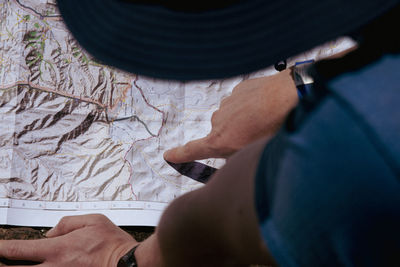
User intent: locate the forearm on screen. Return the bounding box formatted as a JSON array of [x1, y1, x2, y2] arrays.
[[136, 138, 276, 267], [135, 47, 360, 267], [135, 189, 240, 266], [133, 234, 164, 267]]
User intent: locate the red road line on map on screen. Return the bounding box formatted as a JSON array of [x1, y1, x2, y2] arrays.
[[133, 76, 166, 136], [123, 75, 167, 199]]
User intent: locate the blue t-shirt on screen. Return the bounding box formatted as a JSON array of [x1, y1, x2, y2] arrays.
[[255, 50, 400, 266]]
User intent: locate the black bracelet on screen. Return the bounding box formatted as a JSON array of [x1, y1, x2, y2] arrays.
[[117, 244, 140, 267]]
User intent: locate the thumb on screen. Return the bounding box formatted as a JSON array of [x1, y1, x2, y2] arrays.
[[164, 136, 214, 163], [46, 214, 107, 237]]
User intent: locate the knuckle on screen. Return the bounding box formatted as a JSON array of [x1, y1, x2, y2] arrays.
[[91, 213, 110, 223], [220, 97, 229, 106], [56, 217, 69, 230], [207, 132, 236, 158], [232, 83, 244, 93], [51, 243, 63, 257], [207, 132, 222, 149], [181, 142, 194, 159], [92, 213, 107, 220], [210, 111, 220, 124], [59, 215, 71, 223], [57, 216, 72, 228], [6, 243, 22, 258]]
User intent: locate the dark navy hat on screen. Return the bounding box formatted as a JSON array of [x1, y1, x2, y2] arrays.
[[57, 0, 399, 80]]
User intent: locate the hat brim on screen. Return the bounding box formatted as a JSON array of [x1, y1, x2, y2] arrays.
[[57, 0, 397, 80]]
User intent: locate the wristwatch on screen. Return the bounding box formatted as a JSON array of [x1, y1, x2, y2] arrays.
[[292, 60, 314, 98], [117, 244, 140, 267]]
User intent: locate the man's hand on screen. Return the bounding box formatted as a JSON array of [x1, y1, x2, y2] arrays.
[[0, 214, 138, 267], [164, 69, 298, 163]]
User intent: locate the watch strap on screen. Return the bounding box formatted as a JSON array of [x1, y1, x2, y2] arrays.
[[293, 60, 314, 98], [117, 244, 140, 267]]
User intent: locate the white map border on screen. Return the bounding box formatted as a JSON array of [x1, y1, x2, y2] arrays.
[[0, 198, 166, 226]]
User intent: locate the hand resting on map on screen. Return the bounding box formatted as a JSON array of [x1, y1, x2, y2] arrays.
[[0, 214, 139, 267], [164, 68, 298, 163]]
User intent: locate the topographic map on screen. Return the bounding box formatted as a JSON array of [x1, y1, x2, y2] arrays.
[[0, 0, 355, 226]]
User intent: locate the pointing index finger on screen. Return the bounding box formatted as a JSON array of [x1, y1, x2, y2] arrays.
[[164, 136, 214, 163]]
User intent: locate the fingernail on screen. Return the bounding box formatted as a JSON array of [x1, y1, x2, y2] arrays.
[[163, 150, 171, 160], [46, 227, 54, 237]]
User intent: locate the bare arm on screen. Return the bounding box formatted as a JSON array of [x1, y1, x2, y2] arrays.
[[136, 138, 276, 266]]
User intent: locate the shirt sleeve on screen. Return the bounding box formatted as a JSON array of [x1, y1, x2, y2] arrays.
[[254, 54, 400, 266]]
